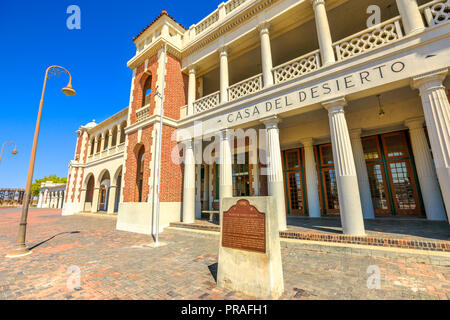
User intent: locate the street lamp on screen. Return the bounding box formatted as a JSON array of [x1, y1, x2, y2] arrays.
[[6, 66, 76, 258], [0, 142, 18, 164]]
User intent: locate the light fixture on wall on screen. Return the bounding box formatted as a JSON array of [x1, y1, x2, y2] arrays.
[[377, 94, 385, 118]]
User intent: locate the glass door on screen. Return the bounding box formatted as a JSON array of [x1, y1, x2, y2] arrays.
[[283, 149, 306, 215]]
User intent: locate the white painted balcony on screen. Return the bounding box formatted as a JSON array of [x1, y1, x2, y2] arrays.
[[228, 73, 263, 101], [420, 0, 450, 27], [184, 0, 449, 118], [87, 142, 126, 163], [273, 50, 321, 85], [193, 91, 220, 114], [333, 16, 404, 62], [136, 105, 150, 122]]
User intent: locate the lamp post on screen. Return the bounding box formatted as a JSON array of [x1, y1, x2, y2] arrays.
[[0, 142, 18, 164], [6, 66, 76, 258]]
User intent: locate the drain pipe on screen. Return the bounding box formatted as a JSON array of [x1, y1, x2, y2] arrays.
[[154, 43, 167, 245]]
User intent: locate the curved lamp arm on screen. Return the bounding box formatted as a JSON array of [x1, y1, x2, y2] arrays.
[[0, 141, 18, 164]]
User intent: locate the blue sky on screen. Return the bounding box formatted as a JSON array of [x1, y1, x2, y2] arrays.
[[0, 0, 220, 188]]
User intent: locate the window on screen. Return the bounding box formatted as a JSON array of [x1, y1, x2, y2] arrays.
[[90, 138, 95, 155], [232, 152, 250, 197], [142, 76, 152, 107], [136, 146, 145, 202], [111, 126, 118, 147], [120, 122, 126, 144], [104, 131, 109, 150], [96, 135, 102, 153]]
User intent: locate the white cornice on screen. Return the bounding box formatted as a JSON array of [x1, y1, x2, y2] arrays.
[[125, 114, 179, 134]]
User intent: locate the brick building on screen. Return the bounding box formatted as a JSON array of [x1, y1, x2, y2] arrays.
[[63, 0, 450, 236]]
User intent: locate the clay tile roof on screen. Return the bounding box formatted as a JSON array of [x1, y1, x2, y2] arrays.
[[133, 10, 187, 41]]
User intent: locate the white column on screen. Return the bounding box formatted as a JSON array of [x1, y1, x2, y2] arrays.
[[37, 191, 43, 208], [219, 46, 229, 104], [80, 189, 87, 212], [405, 117, 446, 221], [258, 22, 274, 87], [323, 97, 365, 235], [396, 0, 425, 34], [100, 136, 105, 151], [91, 187, 100, 213], [412, 69, 450, 222], [107, 186, 117, 214], [219, 130, 233, 216], [108, 132, 113, 149], [183, 139, 196, 223], [350, 129, 375, 219], [300, 138, 321, 218], [262, 116, 287, 231], [188, 66, 196, 115], [312, 0, 335, 66]]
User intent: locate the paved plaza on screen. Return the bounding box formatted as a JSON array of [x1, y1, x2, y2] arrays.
[[0, 208, 449, 300]]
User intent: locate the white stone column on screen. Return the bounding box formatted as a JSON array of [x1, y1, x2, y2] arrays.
[[188, 66, 196, 115], [258, 22, 274, 87], [405, 117, 446, 221], [80, 189, 87, 212], [37, 191, 43, 208], [312, 0, 335, 66], [350, 129, 375, 219], [108, 132, 113, 149], [107, 186, 117, 214], [396, 0, 425, 34], [300, 138, 321, 218], [323, 97, 365, 235], [182, 139, 196, 223], [219, 46, 229, 104], [91, 187, 100, 213], [412, 69, 450, 222], [219, 130, 233, 215], [100, 136, 105, 151], [261, 116, 287, 231]]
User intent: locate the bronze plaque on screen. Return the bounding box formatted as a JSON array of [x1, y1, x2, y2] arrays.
[[222, 199, 266, 253]]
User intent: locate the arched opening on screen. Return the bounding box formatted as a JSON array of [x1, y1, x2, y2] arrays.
[[111, 126, 118, 147], [136, 145, 145, 202], [104, 130, 110, 150], [96, 134, 102, 153], [98, 171, 111, 211], [114, 166, 123, 212], [119, 121, 126, 144], [90, 137, 95, 155], [85, 175, 95, 211], [142, 76, 152, 107]]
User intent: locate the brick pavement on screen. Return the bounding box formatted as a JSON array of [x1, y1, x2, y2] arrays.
[[0, 208, 449, 300]]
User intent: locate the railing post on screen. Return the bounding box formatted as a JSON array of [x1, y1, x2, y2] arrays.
[[312, 0, 336, 66], [188, 66, 196, 115], [258, 22, 274, 88], [219, 46, 229, 103], [395, 0, 425, 34]]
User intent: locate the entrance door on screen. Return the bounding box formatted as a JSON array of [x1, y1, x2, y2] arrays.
[[283, 149, 306, 215], [362, 131, 422, 216], [99, 185, 107, 211], [317, 144, 340, 215]]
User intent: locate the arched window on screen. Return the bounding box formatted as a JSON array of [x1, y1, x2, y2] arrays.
[[96, 134, 102, 153], [136, 146, 145, 202], [90, 138, 95, 155], [119, 121, 126, 144], [142, 76, 152, 107], [111, 126, 118, 147], [104, 131, 110, 150]]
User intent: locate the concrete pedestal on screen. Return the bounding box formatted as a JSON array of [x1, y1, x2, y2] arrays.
[[217, 197, 284, 299]]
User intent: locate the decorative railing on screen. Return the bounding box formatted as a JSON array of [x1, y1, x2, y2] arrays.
[[195, 11, 219, 35], [136, 105, 150, 122], [225, 0, 247, 14], [228, 74, 263, 102], [273, 50, 321, 84], [194, 91, 220, 114], [117, 143, 125, 152], [333, 16, 404, 62], [420, 0, 450, 27]]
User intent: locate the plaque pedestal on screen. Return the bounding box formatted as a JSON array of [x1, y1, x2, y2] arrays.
[[217, 197, 284, 299]]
